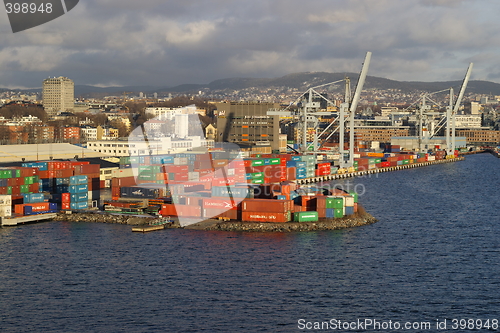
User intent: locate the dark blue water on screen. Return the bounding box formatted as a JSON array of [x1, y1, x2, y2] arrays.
[[1, 154, 499, 332]]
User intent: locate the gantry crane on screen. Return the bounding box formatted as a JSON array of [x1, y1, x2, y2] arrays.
[[268, 52, 372, 168], [412, 63, 473, 153]]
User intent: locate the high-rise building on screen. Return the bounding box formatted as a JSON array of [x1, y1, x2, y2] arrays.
[[42, 76, 74, 116], [215, 102, 281, 151]]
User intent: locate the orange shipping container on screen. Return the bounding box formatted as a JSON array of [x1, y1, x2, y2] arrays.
[[241, 211, 291, 222], [241, 199, 292, 213]]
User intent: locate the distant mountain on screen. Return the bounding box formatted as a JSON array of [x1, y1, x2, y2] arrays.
[[3, 72, 500, 96], [166, 72, 500, 95]]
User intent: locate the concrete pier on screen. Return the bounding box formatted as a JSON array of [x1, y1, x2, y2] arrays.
[[1, 213, 58, 226], [295, 157, 465, 185]]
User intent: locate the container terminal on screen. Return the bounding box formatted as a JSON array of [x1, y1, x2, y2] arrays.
[[0, 148, 465, 229], [0, 53, 479, 230]]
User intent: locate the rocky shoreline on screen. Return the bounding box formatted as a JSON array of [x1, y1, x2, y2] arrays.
[[53, 205, 377, 232]]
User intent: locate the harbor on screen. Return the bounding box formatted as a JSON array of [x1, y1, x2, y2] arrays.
[[0, 150, 465, 231]]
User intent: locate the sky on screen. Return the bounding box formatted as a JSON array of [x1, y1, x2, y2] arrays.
[[1, 0, 500, 89]]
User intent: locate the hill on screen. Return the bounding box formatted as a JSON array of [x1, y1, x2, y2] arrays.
[[3, 73, 500, 96]]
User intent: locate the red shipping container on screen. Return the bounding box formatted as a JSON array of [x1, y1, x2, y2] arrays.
[[164, 165, 188, 173], [55, 169, 74, 178], [241, 211, 291, 223], [160, 204, 177, 216], [241, 199, 292, 213], [69, 161, 90, 166], [202, 198, 240, 210], [14, 204, 25, 215], [61, 193, 70, 203], [112, 186, 120, 197], [212, 177, 235, 187], [174, 204, 202, 217], [227, 160, 245, 169], [62, 202, 70, 210], [11, 186, 20, 195]]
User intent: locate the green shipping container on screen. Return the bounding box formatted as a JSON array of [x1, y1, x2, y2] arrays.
[[15, 169, 21, 178], [6, 186, 12, 195], [251, 178, 264, 184], [334, 208, 344, 218], [138, 173, 156, 181], [120, 156, 131, 165], [0, 170, 13, 179], [353, 161, 358, 166], [326, 197, 344, 209], [251, 159, 264, 167], [251, 172, 264, 179], [294, 211, 319, 222], [20, 185, 30, 193], [402, 159, 409, 165], [24, 176, 34, 185], [269, 158, 281, 165]]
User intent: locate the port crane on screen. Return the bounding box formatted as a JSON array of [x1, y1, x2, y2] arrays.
[[410, 63, 473, 153], [268, 51, 372, 168]]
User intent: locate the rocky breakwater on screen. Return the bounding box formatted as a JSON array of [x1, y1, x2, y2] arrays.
[[52, 211, 181, 227], [198, 206, 377, 232]]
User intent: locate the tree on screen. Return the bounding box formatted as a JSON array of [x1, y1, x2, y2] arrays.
[[91, 113, 109, 126]]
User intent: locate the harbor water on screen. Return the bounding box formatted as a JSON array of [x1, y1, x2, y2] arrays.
[[0, 153, 499, 332]]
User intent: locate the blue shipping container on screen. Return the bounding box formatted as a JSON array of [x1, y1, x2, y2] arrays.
[[55, 178, 70, 185], [69, 175, 88, 185], [70, 201, 89, 210], [69, 184, 88, 194], [55, 184, 69, 194], [70, 192, 88, 202], [22, 193, 45, 203], [345, 206, 355, 216], [326, 208, 335, 218]]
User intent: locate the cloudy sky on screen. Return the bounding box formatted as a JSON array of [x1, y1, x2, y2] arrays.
[[1, 0, 499, 88]]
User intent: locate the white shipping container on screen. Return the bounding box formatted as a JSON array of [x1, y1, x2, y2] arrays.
[[174, 157, 188, 165], [0, 205, 12, 218], [0, 195, 12, 206], [112, 168, 135, 178], [226, 168, 235, 176], [428, 156, 436, 161], [344, 196, 355, 207], [188, 172, 200, 181]]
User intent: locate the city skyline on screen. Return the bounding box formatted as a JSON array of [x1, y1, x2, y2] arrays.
[[1, 0, 500, 89]]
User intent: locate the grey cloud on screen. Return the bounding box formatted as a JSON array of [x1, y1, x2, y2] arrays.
[[0, 0, 499, 88]]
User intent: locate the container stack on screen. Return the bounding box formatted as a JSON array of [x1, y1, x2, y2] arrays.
[[241, 198, 292, 222], [0, 195, 12, 218]]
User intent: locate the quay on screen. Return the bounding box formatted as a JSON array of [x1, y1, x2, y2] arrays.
[[1, 213, 57, 226], [295, 156, 465, 184]]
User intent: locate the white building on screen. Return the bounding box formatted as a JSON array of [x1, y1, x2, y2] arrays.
[[80, 126, 98, 141], [86, 137, 214, 156], [145, 107, 185, 120], [145, 105, 201, 120], [42, 76, 74, 116], [455, 115, 482, 128], [175, 114, 189, 138]]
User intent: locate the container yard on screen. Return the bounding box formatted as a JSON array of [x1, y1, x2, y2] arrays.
[[0, 147, 464, 228]]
